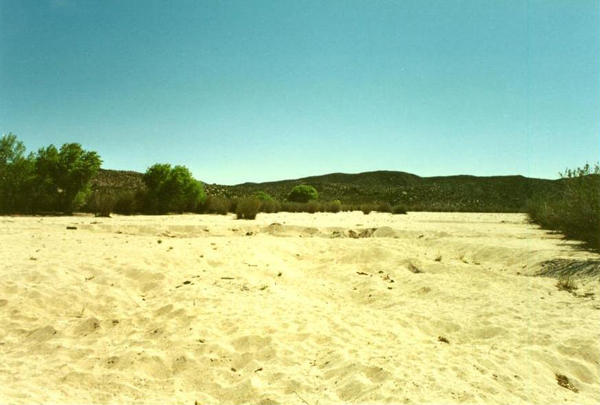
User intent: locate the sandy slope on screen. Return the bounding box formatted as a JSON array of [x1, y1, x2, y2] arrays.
[[0, 212, 598, 404]]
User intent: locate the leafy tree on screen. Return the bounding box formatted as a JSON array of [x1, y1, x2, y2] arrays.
[[33, 143, 102, 213], [287, 184, 318, 203], [0, 133, 35, 213], [255, 191, 274, 201], [143, 164, 205, 214]]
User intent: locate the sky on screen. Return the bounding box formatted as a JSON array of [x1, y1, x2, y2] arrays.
[[1, 0, 598, 185]]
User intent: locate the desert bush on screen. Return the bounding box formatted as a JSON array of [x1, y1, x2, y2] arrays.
[[260, 199, 280, 213], [360, 204, 375, 215], [113, 191, 139, 215], [228, 197, 239, 213], [204, 196, 230, 215], [288, 185, 318, 203], [88, 192, 115, 217], [306, 200, 321, 213], [341, 203, 359, 212], [326, 200, 342, 213], [391, 204, 408, 215], [375, 201, 392, 213], [527, 163, 600, 250], [143, 164, 205, 214], [281, 201, 301, 213], [236, 197, 261, 220]]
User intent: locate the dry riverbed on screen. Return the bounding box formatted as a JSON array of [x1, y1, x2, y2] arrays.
[[0, 212, 599, 404]]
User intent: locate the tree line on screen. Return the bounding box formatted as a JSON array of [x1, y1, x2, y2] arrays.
[[2, 133, 378, 218]]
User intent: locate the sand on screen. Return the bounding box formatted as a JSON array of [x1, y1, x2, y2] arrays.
[[0, 212, 599, 404]]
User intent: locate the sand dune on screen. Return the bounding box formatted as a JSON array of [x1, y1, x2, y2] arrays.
[[0, 212, 598, 404]]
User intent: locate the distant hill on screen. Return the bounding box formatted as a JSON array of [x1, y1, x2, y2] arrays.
[[91, 169, 561, 212]]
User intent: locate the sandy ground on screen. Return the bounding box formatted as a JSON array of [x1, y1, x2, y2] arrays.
[[0, 212, 599, 404]]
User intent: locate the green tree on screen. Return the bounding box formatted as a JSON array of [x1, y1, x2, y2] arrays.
[[34, 143, 102, 213], [0, 133, 35, 213], [143, 164, 205, 214], [287, 185, 318, 203]]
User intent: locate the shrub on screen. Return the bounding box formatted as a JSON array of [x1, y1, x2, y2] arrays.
[[228, 197, 239, 213], [361, 204, 375, 215], [391, 204, 408, 215], [527, 163, 600, 250], [88, 192, 115, 217], [204, 196, 230, 215], [375, 201, 392, 213], [143, 164, 205, 214], [260, 199, 280, 213], [236, 197, 261, 220], [306, 200, 320, 213], [288, 185, 318, 203], [327, 200, 342, 213], [113, 191, 139, 215], [281, 201, 302, 213], [342, 204, 359, 212]]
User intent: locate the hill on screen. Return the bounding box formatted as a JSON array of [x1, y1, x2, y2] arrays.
[[91, 169, 560, 212]]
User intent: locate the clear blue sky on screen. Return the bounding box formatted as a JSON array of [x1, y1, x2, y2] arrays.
[[1, 0, 598, 184]]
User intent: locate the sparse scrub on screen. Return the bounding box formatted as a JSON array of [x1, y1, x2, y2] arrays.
[[527, 163, 600, 250], [259, 199, 280, 214], [236, 197, 261, 220], [204, 196, 231, 215], [88, 192, 115, 217], [306, 200, 321, 213], [327, 200, 342, 213], [113, 191, 140, 215], [375, 201, 392, 213], [360, 204, 375, 215], [391, 204, 408, 215]]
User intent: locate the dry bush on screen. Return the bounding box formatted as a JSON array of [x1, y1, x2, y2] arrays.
[[375, 201, 392, 213], [236, 198, 261, 220], [205, 196, 231, 215], [326, 200, 342, 213], [391, 204, 408, 215], [361, 204, 375, 215]]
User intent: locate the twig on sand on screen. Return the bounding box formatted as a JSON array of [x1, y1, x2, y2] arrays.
[[293, 391, 310, 405]]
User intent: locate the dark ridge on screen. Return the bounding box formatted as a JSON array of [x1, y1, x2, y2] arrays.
[[91, 169, 561, 212]]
